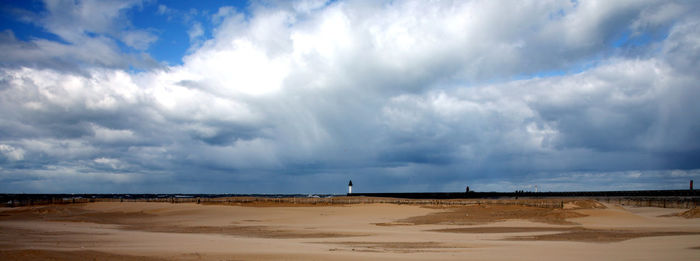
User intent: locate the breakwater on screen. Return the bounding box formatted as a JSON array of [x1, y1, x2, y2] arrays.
[[0, 194, 584, 209], [349, 190, 699, 209], [2, 190, 698, 208], [348, 189, 697, 199], [0, 194, 332, 208]]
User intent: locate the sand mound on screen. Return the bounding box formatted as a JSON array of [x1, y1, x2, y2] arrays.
[[431, 226, 576, 233], [0, 205, 90, 221], [0, 249, 165, 261], [394, 204, 587, 225], [141, 225, 366, 238], [659, 207, 700, 218], [432, 226, 700, 243], [320, 241, 469, 253], [677, 208, 700, 218], [563, 200, 607, 210], [507, 229, 700, 243], [1, 203, 365, 239], [0, 204, 156, 225]]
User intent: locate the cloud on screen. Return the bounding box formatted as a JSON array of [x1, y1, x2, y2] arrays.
[[0, 0, 158, 71], [212, 6, 238, 25], [0, 30, 148, 70], [0, 144, 24, 161], [156, 4, 170, 16], [121, 30, 158, 50], [188, 22, 204, 42], [663, 16, 700, 73], [0, 0, 699, 193], [93, 157, 125, 170]]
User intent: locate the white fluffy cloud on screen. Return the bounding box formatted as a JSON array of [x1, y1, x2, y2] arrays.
[[1, 0, 699, 193]]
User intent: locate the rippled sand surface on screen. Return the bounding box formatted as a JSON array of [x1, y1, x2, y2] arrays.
[[1, 199, 699, 260]]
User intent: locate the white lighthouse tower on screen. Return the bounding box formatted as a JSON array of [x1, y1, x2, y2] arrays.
[[348, 180, 353, 194]]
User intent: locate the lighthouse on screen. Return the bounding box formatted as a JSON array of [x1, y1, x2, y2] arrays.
[[348, 180, 353, 194]]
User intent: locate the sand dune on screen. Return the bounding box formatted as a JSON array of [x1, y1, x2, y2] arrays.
[[1, 199, 699, 260]]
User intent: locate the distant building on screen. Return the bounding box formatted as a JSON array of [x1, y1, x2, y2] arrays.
[[348, 180, 353, 194]]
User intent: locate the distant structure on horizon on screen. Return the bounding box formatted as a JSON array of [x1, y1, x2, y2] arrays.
[[348, 180, 353, 194]]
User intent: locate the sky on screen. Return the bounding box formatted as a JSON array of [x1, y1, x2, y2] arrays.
[[1, 0, 699, 194]]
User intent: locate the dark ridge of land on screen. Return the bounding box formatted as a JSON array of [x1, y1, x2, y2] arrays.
[[1, 190, 698, 209], [349, 190, 698, 199], [1, 189, 696, 202], [0, 194, 335, 208]]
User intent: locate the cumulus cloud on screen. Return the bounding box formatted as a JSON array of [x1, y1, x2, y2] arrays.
[[0, 0, 158, 71], [1, 0, 699, 193]]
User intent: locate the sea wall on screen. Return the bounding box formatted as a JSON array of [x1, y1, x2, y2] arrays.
[[596, 197, 698, 209], [2, 191, 698, 209]]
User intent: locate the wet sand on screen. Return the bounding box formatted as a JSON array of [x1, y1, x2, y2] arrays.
[[1, 199, 699, 260]]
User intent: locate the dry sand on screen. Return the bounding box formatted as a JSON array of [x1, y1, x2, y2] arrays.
[[1, 199, 699, 260]]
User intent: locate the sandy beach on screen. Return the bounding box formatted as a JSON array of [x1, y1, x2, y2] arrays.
[[1, 199, 699, 260]]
